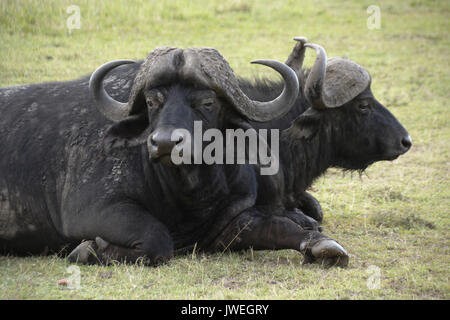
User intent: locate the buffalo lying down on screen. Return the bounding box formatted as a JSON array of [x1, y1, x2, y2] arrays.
[[0, 46, 349, 267], [0, 40, 410, 268], [245, 38, 412, 223]]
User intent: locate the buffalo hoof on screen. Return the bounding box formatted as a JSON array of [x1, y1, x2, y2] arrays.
[[302, 239, 349, 268], [67, 240, 102, 265]]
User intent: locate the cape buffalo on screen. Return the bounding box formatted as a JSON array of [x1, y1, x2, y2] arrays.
[[0, 46, 349, 267], [241, 38, 411, 226]]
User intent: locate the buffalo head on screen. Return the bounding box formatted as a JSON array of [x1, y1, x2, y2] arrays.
[[287, 41, 411, 170], [90, 47, 298, 165]]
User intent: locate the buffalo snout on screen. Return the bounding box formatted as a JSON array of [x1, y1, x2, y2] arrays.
[[384, 132, 412, 161], [391, 134, 412, 159], [401, 135, 412, 151], [148, 126, 186, 165]]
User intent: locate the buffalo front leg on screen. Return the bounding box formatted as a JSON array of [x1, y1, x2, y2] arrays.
[[208, 210, 348, 267], [296, 191, 323, 223], [66, 202, 173, 265], [68, 236, 170, 266]]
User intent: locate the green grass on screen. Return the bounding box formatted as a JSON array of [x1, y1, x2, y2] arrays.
[[0, 0, 449, 299]]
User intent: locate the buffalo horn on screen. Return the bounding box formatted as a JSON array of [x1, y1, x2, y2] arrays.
[[243, 59, 299, 122], [89, 60, 136, 121]]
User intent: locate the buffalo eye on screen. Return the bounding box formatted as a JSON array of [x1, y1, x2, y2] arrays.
[[145, 97, 154, 107], [146, 89, 165, 108], [358, 100, 371, 114], [199, 98, 215, 110]]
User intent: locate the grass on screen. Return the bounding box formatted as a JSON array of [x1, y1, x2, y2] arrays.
[[0, 0, 449, 299]]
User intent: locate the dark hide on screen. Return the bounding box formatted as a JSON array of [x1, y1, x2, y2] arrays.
[[0, 68, 257, 260], [1, 55, 345, 267]]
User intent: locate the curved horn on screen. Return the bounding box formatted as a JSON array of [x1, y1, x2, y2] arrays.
[[242, 59, 299, 122], [303, 43, 327, 109], [89, 60, 136, 121]]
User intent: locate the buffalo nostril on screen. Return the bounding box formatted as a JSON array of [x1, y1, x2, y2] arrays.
[[401, 135, 412, 149], [148, 128, 185, 161], [149, 132, 158, 146]]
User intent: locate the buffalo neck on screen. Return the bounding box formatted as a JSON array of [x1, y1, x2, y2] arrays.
[[152, 161, 230, 211], [140, 149, 257, 249], [280, 125, 335, 203]]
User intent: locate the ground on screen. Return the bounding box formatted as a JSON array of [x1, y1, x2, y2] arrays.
[[0, 0, 448, 299]]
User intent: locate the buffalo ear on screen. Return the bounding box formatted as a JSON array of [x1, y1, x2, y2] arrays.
[[103, 114, 150, 154], [285, 107, 321, 139]]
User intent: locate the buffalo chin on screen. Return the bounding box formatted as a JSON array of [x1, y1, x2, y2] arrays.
[[160, 155, 176, 166], [380, 148, 410, 161], [151, 155, 178, 167], [382, 154, 400, 161]]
